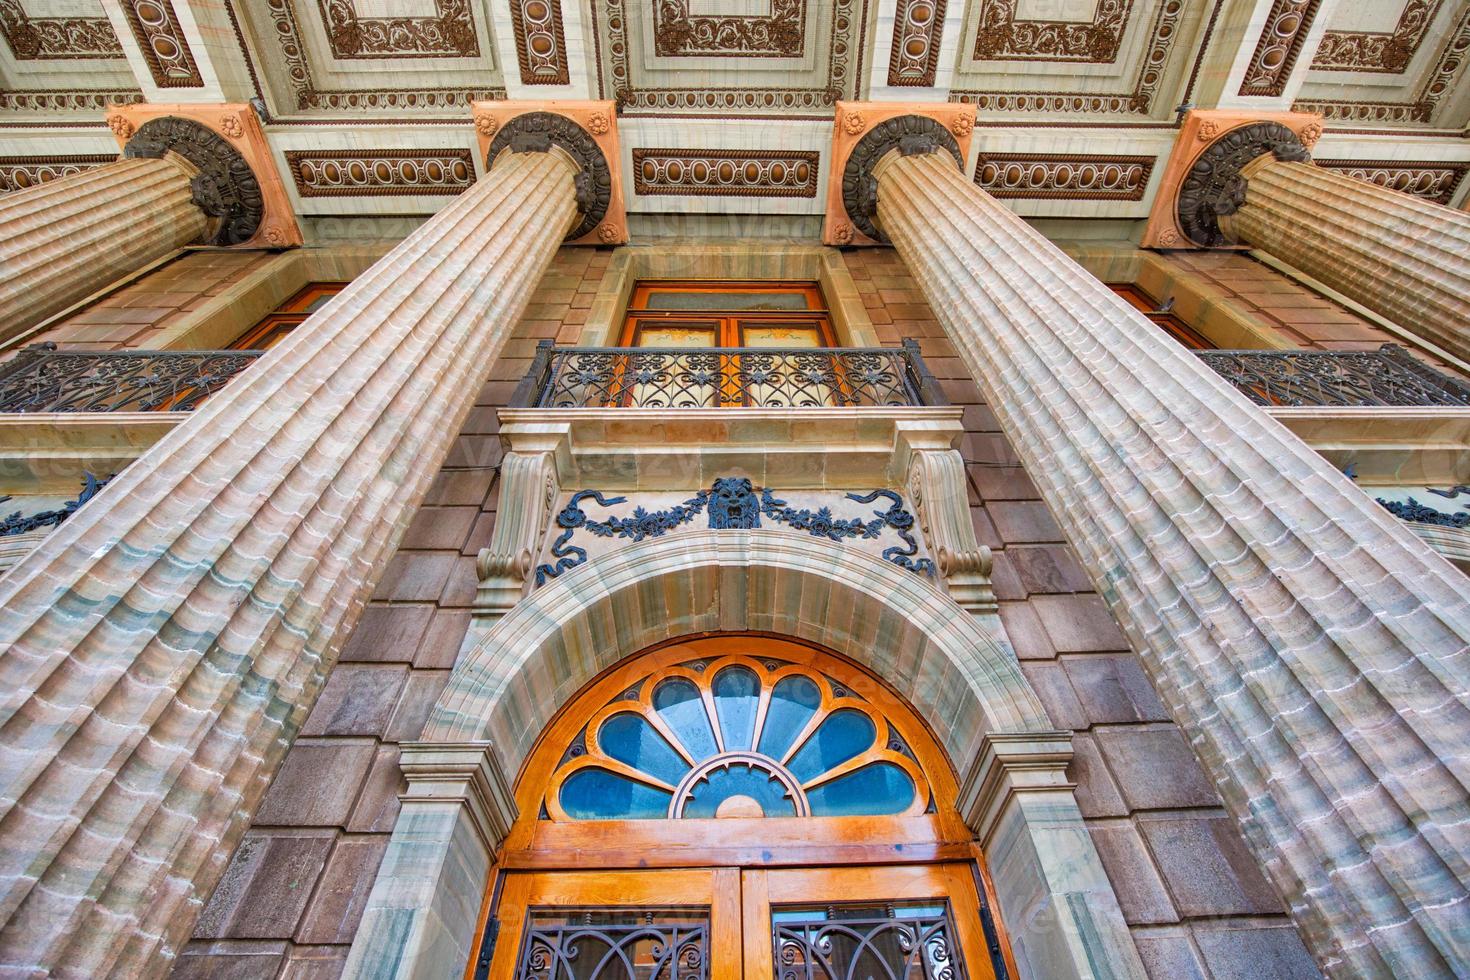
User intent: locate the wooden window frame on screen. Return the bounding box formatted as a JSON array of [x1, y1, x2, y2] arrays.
[[1109, 283, 1215, 350], [620, 280, 836, 349], [229, 282, 348, 351]]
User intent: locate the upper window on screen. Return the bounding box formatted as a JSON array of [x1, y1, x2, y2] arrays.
[[621, 280, 836, 349], [230, 282, 346, 351], [1110, 283, 1215, 350], [545, 651, 931, 822]]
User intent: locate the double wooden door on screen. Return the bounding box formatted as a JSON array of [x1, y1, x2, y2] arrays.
[[484, 864, 996, 980]]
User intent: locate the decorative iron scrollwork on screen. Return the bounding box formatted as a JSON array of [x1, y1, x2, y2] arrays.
[[843, 115, 963, 242], [0, 473, 110, 539], [534, 480, 935, 585], [521, 346, 940, 409], [0, 344, 261, 413], [1175, 121, 1309, 247], [774, 904, 965, 980], [516, 912, 710, 980], [1195, 344, 1470, 407], [486, 111, 612, 239], [124, 116, 264, 246]]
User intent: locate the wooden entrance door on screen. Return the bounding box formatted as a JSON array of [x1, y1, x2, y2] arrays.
[[483, 864, 995, 980]]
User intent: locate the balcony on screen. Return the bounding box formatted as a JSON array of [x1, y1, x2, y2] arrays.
[[1195, 345, 1470, 408], [0, 343, 261, 413], [511, 340, 947, 409]]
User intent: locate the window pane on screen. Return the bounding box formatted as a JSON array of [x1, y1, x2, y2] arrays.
[[560, 769, 672, 820], [682, 762, 798, 818], [756, 674, 821, 760], [807, 763, 916, 816], [653, 678, 718, 760], [598, 713, 690, 786], [711, 665, 760, 751], [633, 324, 719, 348], [739, 323, 825, 348], [643, 291, 811, 312], [788, 708, 876, 783], [772, 901, 961, 980], [518, 908, 710, 980]]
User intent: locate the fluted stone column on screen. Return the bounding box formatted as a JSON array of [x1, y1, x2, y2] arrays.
[[0, 138, 581, 977], [1225, 157, 1470, 363], [0, 155, 208, 335], [864, 125, 1470, 977]]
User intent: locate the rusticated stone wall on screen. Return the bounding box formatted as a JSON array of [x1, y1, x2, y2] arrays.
[[169, 244, 1322, 979]]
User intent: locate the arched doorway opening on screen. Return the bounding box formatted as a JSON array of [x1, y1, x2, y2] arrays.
[[471, 633, 1014, 980]]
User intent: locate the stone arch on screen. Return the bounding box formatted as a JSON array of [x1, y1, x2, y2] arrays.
[[426, 529, 1053, 782], [342, 530, 1146, 980]]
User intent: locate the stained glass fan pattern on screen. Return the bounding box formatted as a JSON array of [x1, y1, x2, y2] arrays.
[[546, 656, 930, 821]]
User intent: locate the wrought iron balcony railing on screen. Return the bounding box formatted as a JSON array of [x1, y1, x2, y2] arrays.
[[511, 340, 948, 409], [0, 343, 261, 413], [1194, 344, 1470, 408]]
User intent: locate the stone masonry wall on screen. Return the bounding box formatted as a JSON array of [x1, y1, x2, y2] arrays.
[[170, 244, 1325, 979]]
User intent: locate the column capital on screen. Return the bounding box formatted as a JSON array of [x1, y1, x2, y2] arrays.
[[471, 100, 627, 245], [823, 101, 975, 247], [1142, 108, 1320, 249], [105, 102, 302, 249], [956, 731, 1074, 845]]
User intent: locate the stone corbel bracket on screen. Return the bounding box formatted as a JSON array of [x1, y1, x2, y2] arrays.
[[106, 102, 303, 249], [1141, 108, 1321, 250], [898, 422, 995, 614], [472, 100, 627, 246], [473, 425, 569, 618], [823, 101, 976, 247]]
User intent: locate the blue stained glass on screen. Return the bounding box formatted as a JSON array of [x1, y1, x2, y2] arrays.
[[788, 709, 876, 783], [807, 762, 915, 816], [712, 665, 761, 751], [757, 675, 821, 760], [652, 678, 718, 760], [560, 768, 673, 819], [598, 713, 690, 785], [683, 763, 798, 818]]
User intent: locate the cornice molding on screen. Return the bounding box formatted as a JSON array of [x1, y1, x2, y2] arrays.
[[285, 149, 475, 198], [0, 1, 121, 59], [973, 0, 1131, 64], [1314, 159, 1469, 206], [887, 0, 947, 87], [118, 0, 203, 88], [1312, 0, 1440, 74], [0, 154, 116, 194], [508, 0, 570, 85], [1237, 0, 1323, 98]]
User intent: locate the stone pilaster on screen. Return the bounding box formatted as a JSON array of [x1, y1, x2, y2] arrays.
[[1225, 157, 1470, 364], [0, 127, 587, 976], [0, 155, 206, 337], [870, 135, 1470, 977]]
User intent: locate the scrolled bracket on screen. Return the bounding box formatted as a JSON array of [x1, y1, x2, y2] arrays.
[[1176, 121, 1310, 248], [487, 111, 612, 240], [123, 116, 264, 246], [842, 115, 963, 243]]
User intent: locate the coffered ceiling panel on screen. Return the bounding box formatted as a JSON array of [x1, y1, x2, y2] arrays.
[[1294, 0, 1470, 129], [234, 0, 507, 117], [948, 0, 1213, 119], [0, 0, 140, 113], [586, 0, 872, 115]]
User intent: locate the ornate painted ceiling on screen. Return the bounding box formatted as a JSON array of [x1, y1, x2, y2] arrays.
[[1, 0, 1468, 236]]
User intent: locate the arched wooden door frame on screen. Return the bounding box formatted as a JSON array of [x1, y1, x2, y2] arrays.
[[340, 531, 1148, 980]]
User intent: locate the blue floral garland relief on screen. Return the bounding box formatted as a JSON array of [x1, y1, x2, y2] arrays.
[[1375, 485, 1470, 529], [534, 476, 935, 586]]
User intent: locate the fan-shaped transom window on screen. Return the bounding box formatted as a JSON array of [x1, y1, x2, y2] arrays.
[[545, 654, 931, 821]]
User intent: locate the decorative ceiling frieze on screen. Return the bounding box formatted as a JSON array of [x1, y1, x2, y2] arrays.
[[286, 148, 476, 197], [973, 152, 1154, 201], [653, 0, 805, 57], [1314, 158, 1468, 205], [0, 0, 121, 60], [972, 0, 1132, 63], [317, 0, 477, 59], [594, 0, 866, 115], [952, 0, 1186, 114], [1312, 0, 1441, 74], [1294, 5, 1470, 123], [632, 149, 820, 197], [0, 153, 115, 193], [119, 0, 203, 88], [1237, 0, 1322, 97], [888, 0, 947, 87], [0, 90, 142, 112], [253, 0, 504, 111], [509, 0, 569, 84]]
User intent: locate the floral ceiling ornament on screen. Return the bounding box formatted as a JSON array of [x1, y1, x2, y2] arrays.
[[219, 115, 244, 140], [107, 114, 135, 139], [950, 114, 974, 138], [832, 223, 855, 245], [597, 223, 621, 243], [1197, 120, 1221, 141], [475, 114, 499, 137], [1298, 122, 1323, 148], [843, 112, 867, 136], [586, 111, 611, 136]]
